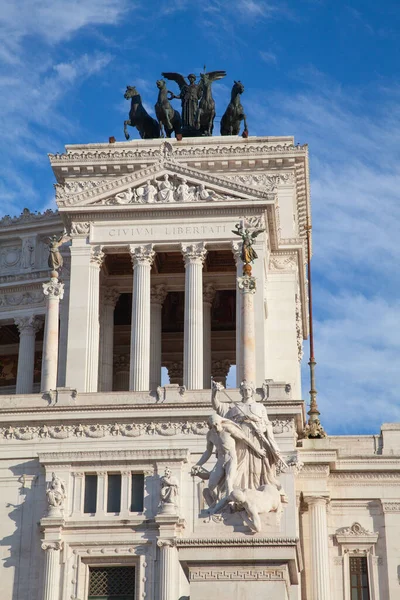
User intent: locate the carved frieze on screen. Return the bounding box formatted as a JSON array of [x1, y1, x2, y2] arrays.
[[225, 172, 295, 191], [189, 567, 285, 581], [0, 289, 44, 309], [269, 253, 298, 272]]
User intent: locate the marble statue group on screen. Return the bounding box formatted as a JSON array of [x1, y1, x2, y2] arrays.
[[124, 70, 248, 140], [191, 380, 288, 533]]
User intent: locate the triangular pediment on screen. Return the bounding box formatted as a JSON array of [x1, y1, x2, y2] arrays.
[[55, 160, 275, 209]]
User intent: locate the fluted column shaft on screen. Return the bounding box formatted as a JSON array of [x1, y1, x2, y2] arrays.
[[157, 540, 178, 600], [57, 280, 69, 387], [99, 288, 120, 391], [307, 496, 331, 600], [41, 542, 62, 600], [15, 316, 42, 394], [182, 243, 207, 390], [150, 284, 167, 390], [203, 283, 215, 388], [232, 241, 243, 386], [129, 245, 155, 391], [238, 275, 256, 384], [86, 248, 104, 392], [41, 277, 64, 392]]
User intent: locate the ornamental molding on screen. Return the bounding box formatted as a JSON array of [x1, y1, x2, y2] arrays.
[[0, 208, 59, 229], [49, 142, 307, 164], [337, 522, 373, 536], [151, 284, 167, 305], [129, 244, 155, 267], [41, 541, 63, 551], [0, 288, 45, 309], [70, 222, 90, 236], [55, 161, 275, 209], [181, 242, 207, 265], [224, 171, 295, 191], [381, 501, 400, 513], [0, 269, 58, 286], [0, 418, 293, 441], [90, 245, 105, 267], [38, 448, 189, 464], [237, 275, 256, 294], [176, 537, 299, 547], [43, 278, 64, 300], [55, 179, 111, 199], [335, 522, 379, 546], [14, 315, 43, 334], [188, 567, 286, 582], [269, 252, 298, 272], [330, 472, 400, 483]]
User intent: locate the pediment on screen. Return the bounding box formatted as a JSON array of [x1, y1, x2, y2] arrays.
[[55, 160, 275, 209]]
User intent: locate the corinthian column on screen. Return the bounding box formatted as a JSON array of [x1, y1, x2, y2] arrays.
[[129, 244, 155, 391], [15, 316, 43, 394], [238, 274, 256, 384], [203, 283, 215, 388], [305, 496, 331, 600], [99, 287, 120, 391], [150, 284, 167, 390], [181, 243, 207, 390], [41, 541, 63, 600], [157, 540, 178, 600], [41, 277, 64, 392], [86, 246, 104, 392], [232, 241, 243, 386]]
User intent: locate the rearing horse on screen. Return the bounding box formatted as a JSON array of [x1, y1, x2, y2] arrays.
[[196, 70, 226, 136], [220, 81, 248, 136], [154, 80, 182, 139], [124, 85, 160, 140]]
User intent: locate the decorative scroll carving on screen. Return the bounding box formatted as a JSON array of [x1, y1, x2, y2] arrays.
[[339, 522, 372, 536], [90, 245, 105, 267], [129, 244, 155, 267], [0, 290, 44, 308], [269, 254, 297, 272], [237, 275, 256, 294], [14, 315, 43, 334], [41, 541, 63, 551], [55, 180, 109, 199], [43, 278, 65, 300], [225, 172, 294, 190], [70, 222, 90, 236]]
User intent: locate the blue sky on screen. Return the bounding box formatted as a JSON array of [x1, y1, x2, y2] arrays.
[[1, 0, 399, 435]]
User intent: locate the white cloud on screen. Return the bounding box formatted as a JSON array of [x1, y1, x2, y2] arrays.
[[259, 50, 277, 64]]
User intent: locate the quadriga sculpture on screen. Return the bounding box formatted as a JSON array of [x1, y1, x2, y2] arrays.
[[220, 80, 248, 137], [154, 79, 182, 139], [123, 85, 160, 140]]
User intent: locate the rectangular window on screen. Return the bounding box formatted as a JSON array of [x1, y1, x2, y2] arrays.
[[130, 474, 144, 512], [88, 566, 135, 600], [107, 474, 121, 513], [350, 556, 370, 600], [84, 474, 98, 514]]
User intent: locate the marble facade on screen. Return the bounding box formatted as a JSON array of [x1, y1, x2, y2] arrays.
[[0, 135, 399, 600]]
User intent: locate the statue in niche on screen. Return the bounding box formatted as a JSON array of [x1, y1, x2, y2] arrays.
[[157, 174, 175, 203], [21, 238, 35, 269], [46, 234, 66, 272], [211, 380, 285, 490], [159, 467, 179, 513], [46, 472, 66, 516], [232, 222, 265, 267], [191, 413, 266, 509]]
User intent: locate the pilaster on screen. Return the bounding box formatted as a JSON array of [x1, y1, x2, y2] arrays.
[[129, 244, 155, 391], [181, 242, 207, 390]]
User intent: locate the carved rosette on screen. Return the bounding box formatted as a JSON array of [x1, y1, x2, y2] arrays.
[[14, 315, 43, 334], [129, 244, 155, 268], [150, 284, 167, 306], [181, 242, 207, 266], [90, 245, 105, 268], [237, 275, 256, 294], [43, 278, 65, 301], [203, 282, 216, 305]]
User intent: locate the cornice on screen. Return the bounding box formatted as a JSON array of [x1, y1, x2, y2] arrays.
[[176, 537, 299, 547], [38, 448, 190, 464]]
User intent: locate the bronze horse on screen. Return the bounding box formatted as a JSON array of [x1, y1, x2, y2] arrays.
[[220, 81, 248, 136], [124, 85, 160, 140], [195, 70, 226, 136], [154, 80, 182, 139]]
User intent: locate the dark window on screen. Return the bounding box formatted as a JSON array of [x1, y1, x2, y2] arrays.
[[350, 556, 370, 600], [84, 475, 98, 514], [107, 474, 121, 513], [88, 566, 135, 600], [130, 474, 144, 512]]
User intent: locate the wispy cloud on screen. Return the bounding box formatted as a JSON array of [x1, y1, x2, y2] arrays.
[[259, 50, 277, 64]]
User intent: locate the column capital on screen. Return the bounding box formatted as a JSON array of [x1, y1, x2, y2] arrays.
[[212, 358, 231, 378], [15, 315, 43, 334], [181, 242, 207, 266], [151, 284, 167, 305], [231, 240, 243, 266], [102, 287, 120, 307], [304, 494, 330, 507], [129, 243, 155, 267], [203, 282, 216, 305], [157, 539, 176, 548], [238, 275, 256, 294], [90, 245, 105, 268], [41, 541, 63, 552], [43, 278, 65, 300]]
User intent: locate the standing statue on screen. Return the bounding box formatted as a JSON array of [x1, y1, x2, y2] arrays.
[[161, 72, 202, 134], [195, 71, 226, 136], [47, 234, 66, 272], [220, 81, 248, 136], [21, 238, 35, 269], [211, 380, 285, 490], [191, 413, 266, 509], [124, 85, 160, 140], [232, 221, 265, 269], [159, 467, 179, 513], [155, 79, 182, 139], [46, 472, 66, 516]]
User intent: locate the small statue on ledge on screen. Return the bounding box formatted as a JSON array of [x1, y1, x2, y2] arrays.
[[46, 472, 66, 516], [159, 466, 179, 514]]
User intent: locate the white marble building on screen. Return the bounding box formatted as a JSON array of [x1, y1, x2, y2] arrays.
[[0, 135, 399, 600]]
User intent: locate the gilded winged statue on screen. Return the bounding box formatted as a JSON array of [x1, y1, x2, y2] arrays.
[[232, 222, 265, 266]]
